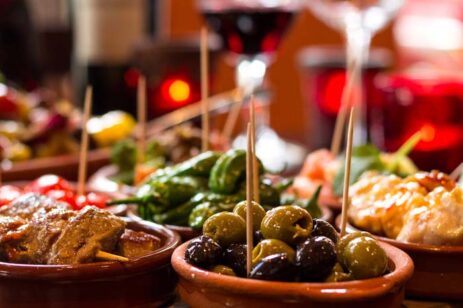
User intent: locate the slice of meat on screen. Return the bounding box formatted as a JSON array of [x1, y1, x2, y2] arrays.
[[48, 206, 126, 264], [118, 229, 161, 258], [7, 208, 76, 264], [0, 193, 70, 221], [0, 216, 28, 261]]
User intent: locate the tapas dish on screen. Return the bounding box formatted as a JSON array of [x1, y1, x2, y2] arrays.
[[0, 189, 180, 306], [109, 149, 331, 240], [172, 203, 414, 307], [344, 170, 463, 300]]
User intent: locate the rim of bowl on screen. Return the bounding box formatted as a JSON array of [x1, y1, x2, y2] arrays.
[[0, 218, 181, 280], [335, 215, 463, 254], [87, 164, 136, 195], [171, 240, 414, 302]]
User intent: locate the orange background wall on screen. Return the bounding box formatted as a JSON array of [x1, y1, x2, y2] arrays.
[[169, 0, 396, 140]]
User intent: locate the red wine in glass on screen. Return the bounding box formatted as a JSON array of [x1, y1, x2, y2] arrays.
[[203, 9, 296, 56]]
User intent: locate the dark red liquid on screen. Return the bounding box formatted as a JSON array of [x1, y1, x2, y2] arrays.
[[203, 9, 295, 56], [374, 76, 463, 173]]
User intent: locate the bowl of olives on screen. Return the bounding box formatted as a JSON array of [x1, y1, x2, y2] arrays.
[[171, 203, 414, 307], [340, 219, 463, 301]]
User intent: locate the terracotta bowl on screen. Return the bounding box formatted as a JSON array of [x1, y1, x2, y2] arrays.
[[0, 218, 181, 307], [87, 164, 136, 195], [335, 216, 463, 301], [172, 240, 414, 308], [2, 148, 110, 182]]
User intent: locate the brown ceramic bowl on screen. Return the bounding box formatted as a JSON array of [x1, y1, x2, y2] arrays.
[[335, 216, 463, 301], [2, 148, 110, 182], [172, 240, 414, 308], [0, 218, 181, 307], [87, 164, 136, 195]]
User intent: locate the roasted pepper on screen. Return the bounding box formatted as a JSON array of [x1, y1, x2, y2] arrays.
[[209, 149, 264, 194]]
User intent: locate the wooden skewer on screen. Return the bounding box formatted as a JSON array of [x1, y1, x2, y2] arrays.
[[96, 250, 129, 262], [450, 162, 463, 181], [137, 75, 147, 163], [340, 107, 356, 237], [222, 89, 243, 141], [245, 123, 254, 276], [77, 86, 92, 196], [249, 96, 259, 204], [200, 26, 210, 152], [330, 56, 361, 156]]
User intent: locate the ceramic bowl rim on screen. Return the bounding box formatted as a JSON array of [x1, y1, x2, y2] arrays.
[[171, 239, 414, 302]]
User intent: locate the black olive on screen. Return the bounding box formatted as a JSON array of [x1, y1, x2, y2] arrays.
[[253, 230, 264, 245], [312, 219, 339, 243], [223, 243, 247, 277], [249, 253, 296, 282], [185, 235, 222, 268], [296, 236, 337, 281]]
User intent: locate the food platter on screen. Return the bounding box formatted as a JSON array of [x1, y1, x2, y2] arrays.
[[339, 219, 463, 301], [2, 148, 110, 182], [0, 218, 180, 307], [172, 240, 414, 308]]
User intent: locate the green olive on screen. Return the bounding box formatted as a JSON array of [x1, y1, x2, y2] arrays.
[[210, 264, 236, 276], [336, 231, 374, 266], [324, 263, 352, 282], [203, 212, 246, 247], [260, 205, 313, 245], [233, 201, 266, 232], [343, 236, 388, 279], [252, 239, 295, 266]]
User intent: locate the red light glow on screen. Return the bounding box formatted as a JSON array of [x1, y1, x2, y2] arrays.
[[161, 78, 192, 105], [321, 71, 346, 115]]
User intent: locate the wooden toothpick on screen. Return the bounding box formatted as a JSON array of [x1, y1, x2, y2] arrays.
[[200, 26, 209, 152], [77, 86, 93, 196], [222, 89, 243, 141], [246, 123, 254, 276], [340, 107, 355, 237], [137, 75, 147, 163], [450, 162, 463, 181], [330, 56, 361, 156], [249, 96, 259, 204]]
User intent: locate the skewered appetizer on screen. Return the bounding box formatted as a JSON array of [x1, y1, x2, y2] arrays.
[[0, 193, 162, 265], [109, 150, 323, 231], [349, 170, 463, 246], [292, 140, 419, 208], [109, 123, 228, 185], [184, 202, 388, 282]]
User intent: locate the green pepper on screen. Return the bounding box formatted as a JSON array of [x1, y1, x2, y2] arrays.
[[295, 185, 323, 218], [153, 201, 198, 225], [137, 176, 208, 207], [188, 201, 235, 230], [173, 151, 221, 177], [236, 178, 280, 207], [209, 149, 264, 194]]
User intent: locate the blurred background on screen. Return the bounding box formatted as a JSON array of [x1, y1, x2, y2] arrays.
[[1, 0, 462, 172]]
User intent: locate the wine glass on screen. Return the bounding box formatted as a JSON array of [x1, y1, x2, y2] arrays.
[[197, 0, 302, 172], [306, 0, 404, 146]]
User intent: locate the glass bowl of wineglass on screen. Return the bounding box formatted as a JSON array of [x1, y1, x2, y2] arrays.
[[305, 0, 404, 147], [197, 0, 303, 172]]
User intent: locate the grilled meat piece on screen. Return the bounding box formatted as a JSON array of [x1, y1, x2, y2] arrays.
[[0, 216, 28, 261], [118, 229, 161, 258], [0, 193, 70, 221], [6, 208, 76, 264], [48, 206, 126, 264]]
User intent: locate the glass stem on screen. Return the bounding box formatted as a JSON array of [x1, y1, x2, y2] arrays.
[[345, 28, 371, 146]]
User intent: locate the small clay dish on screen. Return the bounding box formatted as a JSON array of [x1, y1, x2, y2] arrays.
[[2, 148, 110, 182], [172, 240, 414, 308], [0, 218, 181, 307], [336, 216, 463, 301], [87, 164, 136, 195]]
